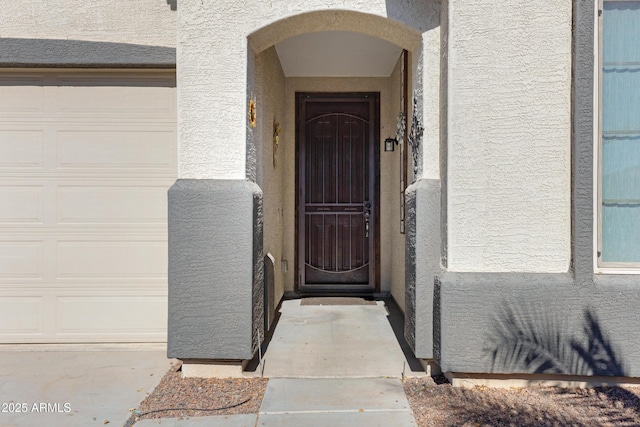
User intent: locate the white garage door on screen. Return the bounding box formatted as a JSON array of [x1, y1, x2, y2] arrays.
[[0, 70, 176, 343]]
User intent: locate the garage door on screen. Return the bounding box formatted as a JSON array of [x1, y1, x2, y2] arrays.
[[0, 70, 176, 343]]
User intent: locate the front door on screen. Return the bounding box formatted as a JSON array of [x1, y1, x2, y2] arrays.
[[297, 93, 379, 293]]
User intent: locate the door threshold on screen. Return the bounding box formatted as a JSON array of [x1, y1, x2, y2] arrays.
[[285, 291, 391, 299]]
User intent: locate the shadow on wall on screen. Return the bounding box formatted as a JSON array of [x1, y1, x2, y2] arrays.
[[167, 0, 177, 11], [485, 303, 625, 377]]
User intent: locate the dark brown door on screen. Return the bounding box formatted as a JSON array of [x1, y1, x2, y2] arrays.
[[297, 93, 378, 293]]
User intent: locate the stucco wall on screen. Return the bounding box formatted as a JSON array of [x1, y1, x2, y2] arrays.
[[0, 0, 176, 47], [254, 47, 287, 303], [417, 11, 442, 182], [388, 57, 407, 310], [177, 1, 434, 180], [446, 0, 572, 272], [168, 179, 263, 360]]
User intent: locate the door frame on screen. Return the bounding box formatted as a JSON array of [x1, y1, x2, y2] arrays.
[[295, 92, 380, 295]]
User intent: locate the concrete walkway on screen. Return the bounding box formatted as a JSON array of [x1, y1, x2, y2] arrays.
[[138, 298, 423, 426], [250, 299, 425, 378], [0, 298, 423, 427]]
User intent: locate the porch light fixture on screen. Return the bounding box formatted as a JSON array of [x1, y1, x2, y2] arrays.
[[384, 137, 397, 152]]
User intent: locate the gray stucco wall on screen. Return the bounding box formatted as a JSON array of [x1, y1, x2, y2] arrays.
[[434, 0, 640, 378], [0, 38, 175, 67], [405, 179, 441, 359], [438, 273, 640, 376], [167, 179, 264, 360]]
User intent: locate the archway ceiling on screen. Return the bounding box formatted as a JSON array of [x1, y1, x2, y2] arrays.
[[274, 31, 403, 77]]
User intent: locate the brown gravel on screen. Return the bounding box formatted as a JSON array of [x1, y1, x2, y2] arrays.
[[404, 376, 640, 427], [127, 363, 640, 427], [125, 362, 268, 426]]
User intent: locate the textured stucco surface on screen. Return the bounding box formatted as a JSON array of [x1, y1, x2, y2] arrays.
[[438, 273, 640, 377], [435, 0, 640, 379], [417, 1, 442, 181], [177, 1, 437, 180], [254, 47, 287, 304], [573, 0, 596, 284], [446, 0, 572, 272], [405, 179, 441, 359], [167, 180, 263, 360], [0, 38, 175, 67], [439, 0, 449, 269], [0, 0, 176, 47]]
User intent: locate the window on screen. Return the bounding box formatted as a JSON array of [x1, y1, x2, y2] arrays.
[[599, 0, 640, 267]]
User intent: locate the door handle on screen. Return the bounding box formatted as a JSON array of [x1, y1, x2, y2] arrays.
[[364, 209, 370, 238]]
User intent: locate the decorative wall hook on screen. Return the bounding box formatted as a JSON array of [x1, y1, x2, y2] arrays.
[[395, 111, 406, 144], [273, 119, 281, 168], [408, 94, 423, 178]]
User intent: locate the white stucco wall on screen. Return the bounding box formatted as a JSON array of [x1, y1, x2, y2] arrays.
[[446, 0, 572, 272], [0, 0, 176, 47], [177, 1, 434, 179]]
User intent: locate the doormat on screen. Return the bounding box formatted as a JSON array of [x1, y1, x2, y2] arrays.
[[300, 297, 377, 306]]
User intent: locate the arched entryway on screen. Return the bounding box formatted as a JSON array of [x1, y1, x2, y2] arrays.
[[168, 4, 442, 373], [246, 11, 426, 302]]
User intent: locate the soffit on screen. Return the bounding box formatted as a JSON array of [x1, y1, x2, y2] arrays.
[[275, 31, 403, 77]]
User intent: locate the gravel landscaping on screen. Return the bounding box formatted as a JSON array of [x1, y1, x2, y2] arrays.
[[404, 376, 640, 427], [124, 362, 268, 426], [127, 363, 640, 427]]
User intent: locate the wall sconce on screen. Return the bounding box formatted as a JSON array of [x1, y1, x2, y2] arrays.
[[384, 137, 397, 152]]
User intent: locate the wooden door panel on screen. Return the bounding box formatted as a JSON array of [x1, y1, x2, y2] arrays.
[[298, 94, 378, 292]]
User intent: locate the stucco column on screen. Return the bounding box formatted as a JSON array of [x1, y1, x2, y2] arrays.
[[177, 2, 249, 179], [404, 17, 442, 362], [167, 2, 264, 368]]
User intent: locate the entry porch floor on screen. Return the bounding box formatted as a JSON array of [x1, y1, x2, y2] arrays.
[[246, 297, 426, 378]]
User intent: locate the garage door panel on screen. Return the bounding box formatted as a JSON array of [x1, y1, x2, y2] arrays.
[[56, 295, 167, 336], [0, 296, 44, 336], [0, 130, 45, 168], [0, 186, 44, 224], [56, 128, 176, 172], [0, 76, 45, 115], [0, 71, 176, 343], [57, 240, 167, 279], [52, 75, 175, 117], [0, 291, 167, 342], [0, 180, 172, 226], [0, 242, 44, 280], [57, 184, 169, 224]]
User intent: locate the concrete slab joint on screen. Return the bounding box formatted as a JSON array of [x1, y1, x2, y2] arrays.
[[168, 179, 264, 365]]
